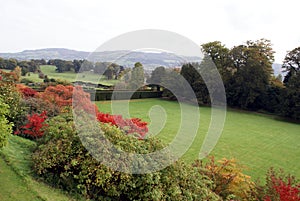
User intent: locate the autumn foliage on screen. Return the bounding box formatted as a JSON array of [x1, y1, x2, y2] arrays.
[[194, 156, 256, 200], [17, 84, 38, 98], [39, 85, 73, 107], [15, 111, 48, 138], [96, 113, 148, 138], [263, 168, 300, 201], [39, 84, 148, 138]]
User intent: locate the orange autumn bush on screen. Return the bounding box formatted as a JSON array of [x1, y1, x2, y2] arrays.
[[194, 156, 257, 200]]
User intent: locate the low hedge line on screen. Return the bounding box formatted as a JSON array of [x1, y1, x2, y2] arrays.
[[89, 90, 163, 101]]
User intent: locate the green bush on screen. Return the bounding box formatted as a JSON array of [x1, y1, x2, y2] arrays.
[[0, 98, 13, 148], [32, 113, 220, 200], [0, 71, 26, 131]]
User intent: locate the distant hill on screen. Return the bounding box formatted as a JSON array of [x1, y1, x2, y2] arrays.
[[0, 48, 285, 74], [0, 48, 200, 70], [0, 48, 89, 60]]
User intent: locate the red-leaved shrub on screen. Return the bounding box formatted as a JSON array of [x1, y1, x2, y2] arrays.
[[260, 168, 300, 201], [40, 85, 98, 114], [39, 85, 149, 138], [15, 111, 48, 138], [96, 112, 148, 138], [264, 175, 300, 201], [17, 84, 37, 98]]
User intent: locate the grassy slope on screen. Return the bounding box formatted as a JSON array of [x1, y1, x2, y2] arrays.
[[96, 98, 300, 180], [0, 158, 42, 201], [0, 135, 80, 201]]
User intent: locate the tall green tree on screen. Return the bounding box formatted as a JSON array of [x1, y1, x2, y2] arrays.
[[128, 62, 145, 90], [162, 69, 185, 100], [73, 59, 83, 73], [201, 41, 232, 82], [282, 47, 300, 84], [103, 66, 114, 80], [227, 39, 275, 109], [147, 66, 166, 91], [281, 46, 300, 119]]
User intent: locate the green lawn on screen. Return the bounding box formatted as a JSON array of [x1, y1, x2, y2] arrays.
[[0, 157, 42, 201], [96, 98, 300, 181], [4, 65, 120, 86], [0, 135, 81, 201], [40, 65, 119, 85]]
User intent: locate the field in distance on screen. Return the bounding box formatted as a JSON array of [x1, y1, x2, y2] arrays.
[[21, 65, 119, 86]]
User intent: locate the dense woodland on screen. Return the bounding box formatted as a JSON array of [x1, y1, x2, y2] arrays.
[[150, 39, 300, 120]]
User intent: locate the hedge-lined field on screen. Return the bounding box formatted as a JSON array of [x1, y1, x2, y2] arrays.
[[96, 98, 300, 180]]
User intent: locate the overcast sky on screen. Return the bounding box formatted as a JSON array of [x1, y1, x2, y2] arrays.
[[1, 0, 299, 63]]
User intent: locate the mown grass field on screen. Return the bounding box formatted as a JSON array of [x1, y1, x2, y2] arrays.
[[96, 98, 300, 181], [39, 65, 119, 85]]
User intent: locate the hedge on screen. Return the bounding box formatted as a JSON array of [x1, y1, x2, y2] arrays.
[[88, 90, 163, 101]]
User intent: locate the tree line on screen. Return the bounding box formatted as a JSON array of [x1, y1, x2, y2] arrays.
[[0, 57, 126, 80], [148, 39, 300, 120], [0, 57, 44, 75], [47, 59, 125, 80]]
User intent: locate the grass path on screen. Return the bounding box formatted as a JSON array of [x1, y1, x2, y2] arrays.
[[96, 98, 300, 180], [0, 157, 42, 201], [0, 135, 81, 201]]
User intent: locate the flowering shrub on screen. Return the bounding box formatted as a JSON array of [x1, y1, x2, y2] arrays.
[[96, 112, 148, 138], [264, 179, 300, 201], [15, 111, 48, 138], [40, 84, 98, 114], [261, 168, 300, 201], [39, 85, 73, 107], [17, 84, 37, 98], [39, 85, 149, 138], [14, 84, 149, 139]]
